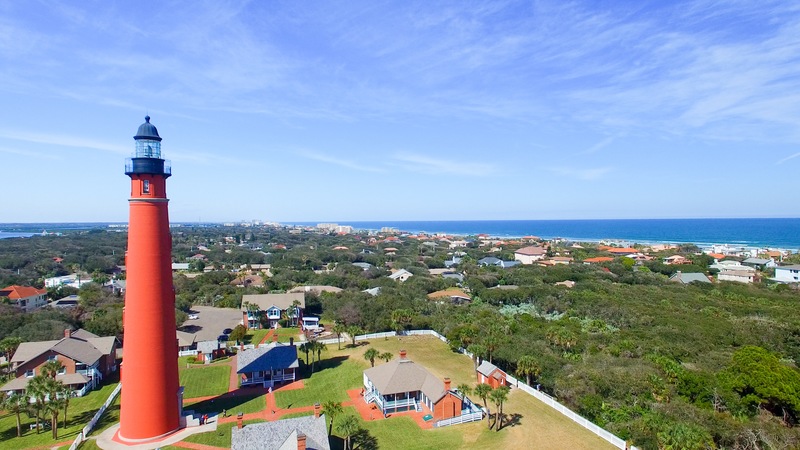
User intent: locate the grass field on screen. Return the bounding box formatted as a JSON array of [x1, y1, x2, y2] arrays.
[[274, 326, 302, 343], [0, 381, 120, 450], [184, 390, 265, 416], [274, 353, 364, 409], [245, 329, 270, 345], [179, 364, 231, 398]]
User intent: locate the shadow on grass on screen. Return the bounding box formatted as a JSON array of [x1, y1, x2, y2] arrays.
[[498, 412, 523, 429], [184, 389, 265, 415], [300, 355, 349, 377], [329, 428, 378, 450]]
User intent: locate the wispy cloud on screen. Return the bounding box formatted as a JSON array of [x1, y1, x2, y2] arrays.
[[548, 166, 612, 181], [777, 152, 800, 164], [0, 146, 61, 160], [0, 129, 128, 154], [391, 152, 495, 176], [580, 136, 616, 155], [298, 151, 383, 173]]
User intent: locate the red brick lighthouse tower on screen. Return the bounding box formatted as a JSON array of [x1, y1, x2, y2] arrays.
[[118, 116, 181, 442]]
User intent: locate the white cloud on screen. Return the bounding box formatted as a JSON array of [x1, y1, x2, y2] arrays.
[[777, 152, 800, 164], [391, 152, 495, 176], [0, 129, 128, 155], [298, 151, 383, 173]]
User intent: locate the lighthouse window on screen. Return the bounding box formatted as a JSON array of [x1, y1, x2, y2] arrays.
[[142, 180, 150, 194]]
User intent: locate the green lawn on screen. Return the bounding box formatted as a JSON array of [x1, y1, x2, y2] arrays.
[[274, 326, 302, 343], [274, 352, 364, 409], [184, 391, 265, 416], [245, 329, 270, 345], [0, 381, 120, 450], [183, 418, 265, 447], [179, 364, 231, 399]]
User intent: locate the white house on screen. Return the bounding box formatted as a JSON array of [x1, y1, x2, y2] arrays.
[[514, 246, 547, 264], [0, 285, 48, 312], [774, 265, 800, 283], [718, 270, 757, 284], [388, 269, 413, 282]]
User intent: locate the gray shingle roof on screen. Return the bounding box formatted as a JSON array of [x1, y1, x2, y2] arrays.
[[237, 343, 299, 374], [52, 338, 103, 366], [364, 358, 446, 403], [241, 293, 305, 311], [231, 414, 329, 450], [10, 329, 114, 367], [197, 340, 221, 354], [476, 360, 503, 378], [670, 272, 711, 284]]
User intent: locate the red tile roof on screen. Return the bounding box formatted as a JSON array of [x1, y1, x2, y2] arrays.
[[583, 257, 614, 263], [515, 246, 546, 256], [0, 285, 47, 299], [607, 247, 638, 254]]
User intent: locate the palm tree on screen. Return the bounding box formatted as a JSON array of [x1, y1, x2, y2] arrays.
[[337, 415, 360, 450], [363, 348, 380, 368], [44, 392, 65, 439], [2, 392, 26, 437], [379, 352, 393, 363], [346, 325, 363, 347], [390, 309, 413, 335], [321, 400, 343, 435], [489, 386, 510, 431], [474, 383, 493, 428], [41, 359, 64, 379], [315, 341, 327, 367], [466, 344, 486, 370], [299, 342, 311, 365], [332, 323, 346, 350], [515, 355, 541, 386], [456, 383, 472, 398], [59, 383, 71, 429], [27, 375, 50, 433]]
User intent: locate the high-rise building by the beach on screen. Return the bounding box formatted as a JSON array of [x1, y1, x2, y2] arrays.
[[118, 116, 182, 442]]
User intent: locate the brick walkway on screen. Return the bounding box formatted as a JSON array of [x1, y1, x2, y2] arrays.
[[172, 441, 227, 450], [346, 388, 435, 429]]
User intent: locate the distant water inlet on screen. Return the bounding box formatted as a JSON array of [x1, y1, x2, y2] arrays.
[[0, 231, 36, 239]]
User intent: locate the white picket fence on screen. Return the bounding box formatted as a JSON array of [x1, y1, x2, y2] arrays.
[[434, 410, 483, 428], [68, 383, 122, 450], [178, 349, 199, 356]]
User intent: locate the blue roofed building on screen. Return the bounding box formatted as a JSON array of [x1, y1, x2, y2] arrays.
[[237, 342, 299, 388]]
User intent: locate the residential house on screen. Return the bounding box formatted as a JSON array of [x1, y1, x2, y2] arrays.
[[606, 247, 639, 256], [362, 287, 382, 296], [669, 272, 711, 284], [582, 256, 614, 264], [288, 285, 343, 295], [442, 272, 465, 283], [196, 340, 225, 364], [237, 342, 299, 388], [476, 360, 508, 389], [241, 293, 306, 329], [0, 285, 48, 312], [548, 256, 573, 265], [709, 260, 754, 273], [363, 350, 480, 424], [718, 270, 757, 284], [177, 331, 198, 353], [443, 256, 462, 268], [352, 262, 373, 271], [172, 263, 190, 271], [44, 274, 86, 289], [663, 255, 690, 265], [301, 316, 321, 331], [742, 258, 777, 270], [388, 269, 413, 282], [1, 329, 117, 397], [514, 246, 547, 264], [427, 289, 471, 304], [231, 407, 329, 450], [477, 257, 520, 268], [774, 265, 800, 283]]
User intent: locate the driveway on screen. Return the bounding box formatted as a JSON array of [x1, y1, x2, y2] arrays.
[[180, 305, 243, 342]]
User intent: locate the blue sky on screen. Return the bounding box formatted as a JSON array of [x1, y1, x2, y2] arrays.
[[2, 1, 800, 223]]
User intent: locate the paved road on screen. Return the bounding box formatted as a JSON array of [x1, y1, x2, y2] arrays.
[[180, 305, 243, 342]]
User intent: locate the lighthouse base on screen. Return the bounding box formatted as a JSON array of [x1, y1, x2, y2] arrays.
[[95, 419, 214, 450]]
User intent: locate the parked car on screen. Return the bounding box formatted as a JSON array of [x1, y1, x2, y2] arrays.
[[218, 335, 229, 342], [188, 314, 199, 320]]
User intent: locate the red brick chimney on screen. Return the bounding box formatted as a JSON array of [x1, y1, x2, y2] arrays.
[[444, 377, 451, 391], [314, 402, 321, 418], [297, 432, 307, 450], [237, 412, 244, 429], [399, 350, 407, 360], [64, 328, 72, 338]]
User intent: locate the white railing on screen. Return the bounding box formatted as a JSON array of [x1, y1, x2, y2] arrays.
[[434, 410, 483, 428], [68, 383, 122, 450], [178, 349, 199, 356]]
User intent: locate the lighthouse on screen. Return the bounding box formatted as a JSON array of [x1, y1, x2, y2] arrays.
[[118, 116, 182, 442]]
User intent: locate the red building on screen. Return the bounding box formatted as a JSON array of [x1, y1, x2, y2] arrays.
[[117, 116, 182, 443]]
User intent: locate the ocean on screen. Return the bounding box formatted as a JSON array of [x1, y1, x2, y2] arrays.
[[296, 218, 800, 250], [2, 218, 800, 249]]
